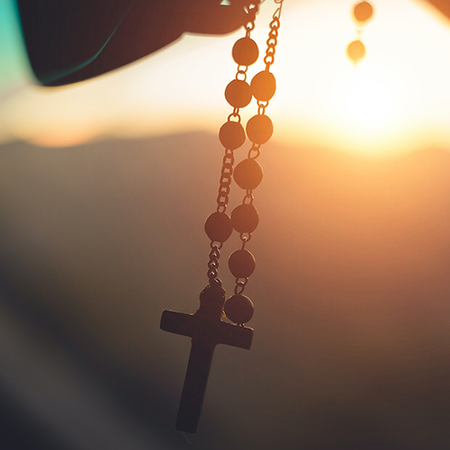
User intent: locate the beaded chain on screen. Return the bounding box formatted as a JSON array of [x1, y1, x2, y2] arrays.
[[205, 0, 284, 326], [204, 0, 261, 290], [347, 1, 374, 64], [160, 1, 285, 433]]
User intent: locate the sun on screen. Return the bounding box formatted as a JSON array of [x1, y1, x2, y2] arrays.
[[269, 0, 450, 157], [346, 79, 392, 126], [328, 60, 403, 136], [3, 0, 450, 158]]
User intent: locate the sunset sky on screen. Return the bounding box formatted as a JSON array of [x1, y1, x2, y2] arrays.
[[4, 2, 450, 448], [2, 0, 450, 156]]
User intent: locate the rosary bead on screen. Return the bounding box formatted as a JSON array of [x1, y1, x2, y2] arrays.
[[199, 284, 226, 319], [251, 71, 276, 102], [219, 121, 246, 150], [347, 40, 366, 63], [353, 1, 373, 23], [234, 159, 263, 190], [231, 204, 259, 233], [225, 80, 252, 108], [232, 37, 259, 66], [228, 249, 256, 278], [205, 212, 233, 242], [224, 294, 254, 325], [246, 114, 273, 145]]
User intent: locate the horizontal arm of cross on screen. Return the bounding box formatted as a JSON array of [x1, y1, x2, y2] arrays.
[[161, 310, 196, 338], [215, 320, 253, 349], [161, 310, 253, 350]]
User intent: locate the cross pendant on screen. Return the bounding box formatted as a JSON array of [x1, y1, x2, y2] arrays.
[[160, 284, 253, 433]]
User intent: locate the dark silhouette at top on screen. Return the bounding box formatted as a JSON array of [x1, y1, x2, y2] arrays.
[[16, 0, 450, 87], [427, 0, 450, 18], [16, 0, 255, 86]]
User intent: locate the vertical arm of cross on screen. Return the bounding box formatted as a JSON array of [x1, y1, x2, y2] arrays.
[[161, 307, 254, 433]]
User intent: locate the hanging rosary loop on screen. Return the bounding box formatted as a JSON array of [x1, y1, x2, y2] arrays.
[[217, 0, 284, 327], [161, 0, 284, 433]]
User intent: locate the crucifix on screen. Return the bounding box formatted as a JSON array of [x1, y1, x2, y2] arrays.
[[14, 0, 450, 440], [161, 0, 282, 433], [160, 284, 253, 433]]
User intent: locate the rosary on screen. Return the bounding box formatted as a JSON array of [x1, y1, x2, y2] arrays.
[[160, 0, 373, 433]]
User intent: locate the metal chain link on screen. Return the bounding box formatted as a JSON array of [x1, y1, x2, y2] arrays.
[[207, 1, 262, 285], [236, 65, 248, 82], [257, 100, 268, 115], [248, 143, 261, 160], [216, 148, 235, 213], [243, 190, 254, 205], [244, 1, 261, 36], [207, 242, 223, 286], [264, 1, 283, 69], [231, 0, 284, 296], [234, 278, 249, 295]]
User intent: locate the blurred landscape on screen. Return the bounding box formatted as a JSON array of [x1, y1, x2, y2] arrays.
[[1, 132, 450, 449]]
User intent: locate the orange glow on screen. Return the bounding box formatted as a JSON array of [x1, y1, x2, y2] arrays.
[[27, 128, 99, 148], [270, 0, 450, 157], [3, 0, 450, 157]]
